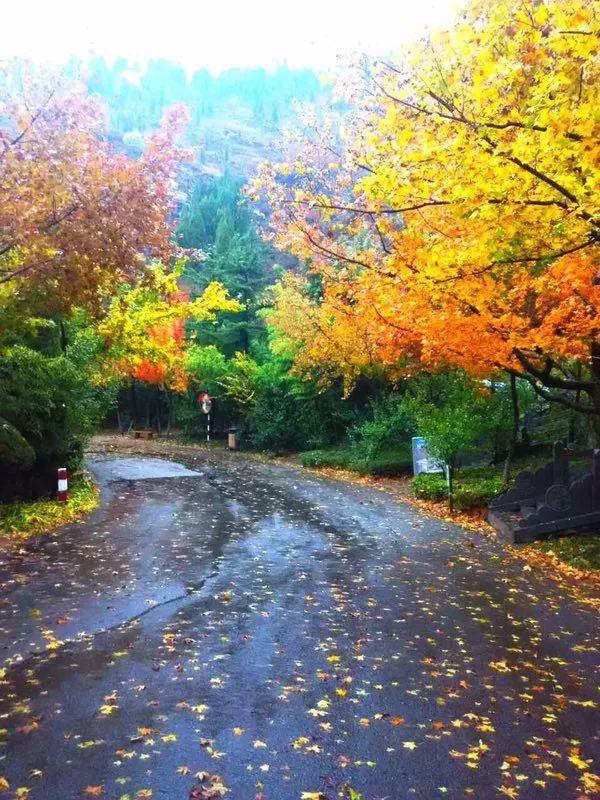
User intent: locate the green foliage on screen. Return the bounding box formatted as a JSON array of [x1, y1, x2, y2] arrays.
[[186, 345, 229, 393], [174, 345, 233, 437], [413, 468, 503, 511], [298, 391, 415, 476], [0, 418, 35, 470], [300, 446, 412, 477], [0, 344, 114, 479], [349, 393, 416, 458], [536, 534, 600, 572], [181, 175, 272, 356], [412, 473, 449, 502], [245, 357, 353, 453], [0, 474, 98, 537], [194, 348, 357, 453], [179, 175, 252, 251], [403, 373, 490, 468]]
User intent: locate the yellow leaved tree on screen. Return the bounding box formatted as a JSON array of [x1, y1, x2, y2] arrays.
[[257, 0, 600, 419]]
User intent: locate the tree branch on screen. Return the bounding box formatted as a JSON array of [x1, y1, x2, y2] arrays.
[[513, 348, 595, 392]]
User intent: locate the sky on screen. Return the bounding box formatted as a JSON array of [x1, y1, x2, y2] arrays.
[[3, 0, 458, 73]]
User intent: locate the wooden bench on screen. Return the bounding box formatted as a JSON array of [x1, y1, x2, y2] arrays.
[[132, 430, 154, 440]]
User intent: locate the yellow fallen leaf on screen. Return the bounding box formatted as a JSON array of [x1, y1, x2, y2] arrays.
[[581, 772, 600, 793], [293, 737, 310, 749], [569, 748, 589, 771]]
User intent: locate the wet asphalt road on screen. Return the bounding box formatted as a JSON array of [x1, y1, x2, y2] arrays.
[[0, 450, 598, 800]]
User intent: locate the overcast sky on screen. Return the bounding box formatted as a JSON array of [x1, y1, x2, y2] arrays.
[[3, 0, 458, 73]]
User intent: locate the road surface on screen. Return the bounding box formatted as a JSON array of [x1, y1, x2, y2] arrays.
[[0, 449, 598, 800]]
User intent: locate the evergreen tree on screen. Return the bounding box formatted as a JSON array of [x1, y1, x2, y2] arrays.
[[178, 175, 272, 355]]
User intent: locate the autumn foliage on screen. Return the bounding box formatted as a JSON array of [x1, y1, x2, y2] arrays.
[[257, 0, 599, 415], [0, 65, 242, 396], [0, 64, 189, 318], [97, 265, 240, 392]]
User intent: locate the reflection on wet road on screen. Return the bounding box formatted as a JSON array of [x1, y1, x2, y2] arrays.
[[0, 451, 598, 800]]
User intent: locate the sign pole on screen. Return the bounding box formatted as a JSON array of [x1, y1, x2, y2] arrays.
[[198, 392, 212, 445]]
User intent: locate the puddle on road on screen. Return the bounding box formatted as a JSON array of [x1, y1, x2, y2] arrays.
[[86, 455, 203, 481]]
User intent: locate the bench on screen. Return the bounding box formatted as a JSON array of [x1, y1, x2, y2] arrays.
[[132, 430, 154, 440]]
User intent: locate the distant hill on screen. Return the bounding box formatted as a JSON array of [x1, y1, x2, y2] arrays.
[[79, 57, 328, 179]]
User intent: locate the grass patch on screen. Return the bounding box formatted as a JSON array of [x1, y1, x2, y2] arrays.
[[534, 534, 600, 572], [412, 457, 550, 511], [413, 468, 504, 511], [299, 446, 412, 477], [0, 474, 98, 540]]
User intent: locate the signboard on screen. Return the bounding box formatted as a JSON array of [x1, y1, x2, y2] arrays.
[[198, 392, 212, 414], [412, 436, 444, 475]]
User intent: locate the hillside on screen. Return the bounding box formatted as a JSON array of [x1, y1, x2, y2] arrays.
[[82, 57, 327, 179]]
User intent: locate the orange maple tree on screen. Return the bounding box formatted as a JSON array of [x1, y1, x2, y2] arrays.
[[257, 0, 600, 418]]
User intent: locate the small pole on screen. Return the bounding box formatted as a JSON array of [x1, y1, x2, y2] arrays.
[[57, 467, 69, 502], [207, 411, 210, 444], [445, 462, 454, 513]]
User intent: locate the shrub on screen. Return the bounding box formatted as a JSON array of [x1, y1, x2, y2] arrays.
[[413, 467, 504, 511], [0, 418, 35, 470], [413, 473, 448, 502], [300, 446, 412, 477], [0, 345, 112, 499], [349, 393, 416, 458]]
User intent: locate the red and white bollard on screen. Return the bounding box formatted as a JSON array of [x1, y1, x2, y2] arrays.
[[57, 467, 68, 502]]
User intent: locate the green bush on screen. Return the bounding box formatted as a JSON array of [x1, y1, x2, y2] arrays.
[[300, 446, 412, 477], [413, 473, 448, 502], [0, 345, 113, 498], [413, 467, 504, 510], [248, 369, 341, 453], [224, 355, 356, 454], [349, 393, 415, 458], [0, 418, 35, 470]]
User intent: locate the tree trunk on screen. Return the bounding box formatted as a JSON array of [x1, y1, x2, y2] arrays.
[[129, 382, 138, 429], [59, 318, 68, 354], [502, 373, 519, 486], [165, 390, 172, 437], [155, 396, 162, 436], [589, 343, 600, 446]]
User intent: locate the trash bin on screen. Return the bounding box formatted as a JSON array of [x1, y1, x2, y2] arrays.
[[228, 427, 239, 451]]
